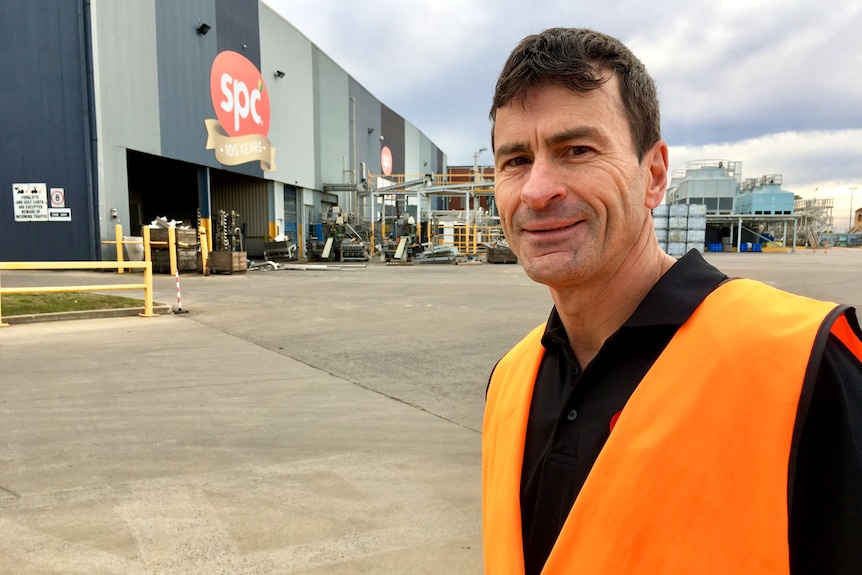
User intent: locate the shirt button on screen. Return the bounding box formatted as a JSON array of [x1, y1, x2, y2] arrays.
[[567, 409, 578, 421]]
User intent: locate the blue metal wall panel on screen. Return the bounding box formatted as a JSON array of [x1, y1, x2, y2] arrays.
[[154, 0, 218, 168], [209, 0, 262, 179], [154, 0, 262, 178], [0, 0, 96, 261], [215, 0, 260, 65]]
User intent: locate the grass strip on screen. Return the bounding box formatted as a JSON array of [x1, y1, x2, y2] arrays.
[[1, 292, 145, 316]]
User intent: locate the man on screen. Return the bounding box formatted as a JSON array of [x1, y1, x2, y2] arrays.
[[483, 28, 862, 575]]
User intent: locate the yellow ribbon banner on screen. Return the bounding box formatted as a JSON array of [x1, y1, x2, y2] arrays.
[[205, 119, 277, 172]]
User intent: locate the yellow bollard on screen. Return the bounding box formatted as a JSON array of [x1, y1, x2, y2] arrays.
[[115, 223, 125, 274], [0, 269, 7, 327], [140, 261, 157, 317], [168, 226, 178, 277], [199, 226, 209, 276], [142, 226, 151, 264]]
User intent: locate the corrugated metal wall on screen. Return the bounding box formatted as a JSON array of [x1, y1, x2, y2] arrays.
[[283, 186, 298, 238], [210, 170, 268, 257], [260, 3, 315, 189], [155, 0, 219, 168], [0, 0, 97, 261], [349, 78, 382, 184], [92, 0, 162, 257], [314, 48, 351, 191], [381, 104, 406, 175]]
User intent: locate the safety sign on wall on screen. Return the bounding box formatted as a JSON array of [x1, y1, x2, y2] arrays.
[[13, 183, 49, 222], [48, 186, 72, 221], [50, 187, 65, 207]]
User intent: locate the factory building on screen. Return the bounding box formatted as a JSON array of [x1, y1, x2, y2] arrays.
[[666, 160, 742, 214], [734, 175, 795, 216], [665, 159, 804, 251], [0, 1, 446, 262]]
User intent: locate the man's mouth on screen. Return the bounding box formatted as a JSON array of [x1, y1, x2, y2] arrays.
[[523, 220, 579, 234]]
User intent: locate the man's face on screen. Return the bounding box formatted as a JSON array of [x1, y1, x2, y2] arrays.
[[492, 77, 662, 289]]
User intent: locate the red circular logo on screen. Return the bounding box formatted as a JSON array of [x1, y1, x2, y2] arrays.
[[609, 410, 623, 433], [380, 145, 393, 176], [210, 51, 270, 137]]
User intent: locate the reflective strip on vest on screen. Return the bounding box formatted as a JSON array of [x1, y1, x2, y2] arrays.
[[483, 279, 849, 575]]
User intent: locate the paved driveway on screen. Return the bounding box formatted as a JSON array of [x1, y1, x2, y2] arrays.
[[1, 248, 859, 573]]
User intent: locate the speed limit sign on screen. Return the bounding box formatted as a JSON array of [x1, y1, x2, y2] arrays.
[[50, 187, 65, 207]]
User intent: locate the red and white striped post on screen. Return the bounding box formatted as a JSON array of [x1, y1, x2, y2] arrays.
[[174, 269, 188, 314]]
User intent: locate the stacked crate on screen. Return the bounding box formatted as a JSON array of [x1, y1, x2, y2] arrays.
[[667, 204, 689, 256], [149, 226, 198, 273], [686, 204, 707, 254], [652, 204, 669, 253]]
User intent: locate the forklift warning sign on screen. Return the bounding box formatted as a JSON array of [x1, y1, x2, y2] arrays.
[[13, 183, 49, 222]]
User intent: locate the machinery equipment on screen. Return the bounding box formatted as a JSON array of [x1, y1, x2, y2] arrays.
[[307, 207, 370, 262], [381, 214, 423, 263]]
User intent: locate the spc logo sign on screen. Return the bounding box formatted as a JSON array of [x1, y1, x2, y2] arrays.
[[204, 51, 276, 171], [380, 146, 393, 176]]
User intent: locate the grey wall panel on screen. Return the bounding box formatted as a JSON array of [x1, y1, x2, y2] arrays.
[[260, 4, 315, 189], [380, 104, 405, 176], [154, 0, 218, 168], [348, 78, 383, 187], [91, 0, 161, 151], [419, 132, 433, 175], [404, 122, 421, 176], [91, 0, 161, 250], [313, 48, 350, 190], [0, 0, 97, 261]]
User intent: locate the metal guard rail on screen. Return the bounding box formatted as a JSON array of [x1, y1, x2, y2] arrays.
[[0, 260, 157, 326]]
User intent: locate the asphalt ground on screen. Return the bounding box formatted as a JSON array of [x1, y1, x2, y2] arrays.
[[1, 247, 860, 574]]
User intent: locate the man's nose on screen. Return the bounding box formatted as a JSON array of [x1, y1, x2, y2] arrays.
[[520, 157, 566, 210]]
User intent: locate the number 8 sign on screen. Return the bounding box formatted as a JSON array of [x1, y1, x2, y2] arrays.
[[50, 188, 65, 208]]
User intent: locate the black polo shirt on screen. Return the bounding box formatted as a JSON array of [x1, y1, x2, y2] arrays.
[[517, 250, 862, 575]]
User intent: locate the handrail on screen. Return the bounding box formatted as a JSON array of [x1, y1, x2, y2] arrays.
[[102, 223, 208, 276], [0, 260, 157, 326]]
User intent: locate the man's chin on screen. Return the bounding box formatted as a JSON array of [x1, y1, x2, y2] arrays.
[[520, 254, 577, 287]]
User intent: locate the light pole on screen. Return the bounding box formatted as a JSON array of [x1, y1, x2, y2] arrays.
[[472, 147, 487, 182], [467, 148, 488, 245], [850, 186, 858, 233]]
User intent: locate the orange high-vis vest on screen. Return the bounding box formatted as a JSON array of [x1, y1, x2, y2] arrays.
[[483, 279, 860, 575]]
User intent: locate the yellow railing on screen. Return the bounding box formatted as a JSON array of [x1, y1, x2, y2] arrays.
[[0, 260, 157, 326], [430, 222, 507, 256], [102, 223, 209, 276], [368, 172, 496, 188]]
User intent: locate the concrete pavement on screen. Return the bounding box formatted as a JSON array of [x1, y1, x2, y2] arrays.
[[1, 248, 860, 573]]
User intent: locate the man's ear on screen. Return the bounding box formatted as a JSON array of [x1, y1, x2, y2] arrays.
[[644, 140, 669, 210]]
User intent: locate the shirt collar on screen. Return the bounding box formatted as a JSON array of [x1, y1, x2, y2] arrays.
[[542, 250, 728, 348]]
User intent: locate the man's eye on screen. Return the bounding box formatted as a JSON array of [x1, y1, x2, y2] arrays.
[[504, 156, 531, 168], [567, 146, 592, 156]]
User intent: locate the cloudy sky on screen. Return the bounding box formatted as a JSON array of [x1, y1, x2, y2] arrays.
[[265, 0, 862, 229]]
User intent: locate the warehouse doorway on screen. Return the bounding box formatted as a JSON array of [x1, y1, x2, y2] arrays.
[[127, 150, 200, 234]]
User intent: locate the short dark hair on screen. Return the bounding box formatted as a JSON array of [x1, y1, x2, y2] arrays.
[[490, 28, 660, 161]]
